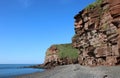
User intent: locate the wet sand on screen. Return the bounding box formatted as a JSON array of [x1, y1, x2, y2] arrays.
[[14, 64, 120, 78]]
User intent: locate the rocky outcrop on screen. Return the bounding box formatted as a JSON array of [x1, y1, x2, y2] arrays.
[[72, 0, 120, 66], [44, 44, 79, 68], [45, 45, 59, 64], [44, 45, 59, 68]]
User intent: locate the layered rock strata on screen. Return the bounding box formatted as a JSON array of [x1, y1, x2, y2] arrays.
[[72, 0, 120, 66]]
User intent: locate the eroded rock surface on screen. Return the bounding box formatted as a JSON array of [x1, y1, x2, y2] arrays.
[[44, 44, 78, 68], [72, 0, 120, 66]]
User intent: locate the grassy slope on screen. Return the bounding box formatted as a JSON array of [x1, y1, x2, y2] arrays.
[[55, 43, 79, 59]]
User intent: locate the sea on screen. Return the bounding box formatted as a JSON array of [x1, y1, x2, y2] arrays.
[[0, 64, 44, 78]]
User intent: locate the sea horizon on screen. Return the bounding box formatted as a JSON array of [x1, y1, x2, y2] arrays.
[[0, 64, 44, 78]]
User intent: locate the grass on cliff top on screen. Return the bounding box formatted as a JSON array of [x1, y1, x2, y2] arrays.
[[85, 0, 103, 10], [55, 43, 79, 59]]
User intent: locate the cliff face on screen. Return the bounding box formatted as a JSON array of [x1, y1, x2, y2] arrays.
[[72, 0, 120, 66], [44, 44, 79, 68]]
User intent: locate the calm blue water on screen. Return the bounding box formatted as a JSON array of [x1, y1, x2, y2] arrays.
[[0, 64, 44, 78]]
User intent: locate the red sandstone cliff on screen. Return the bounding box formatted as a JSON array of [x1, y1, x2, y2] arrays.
[[44, 44, 79, 68], [72, 0, 120, 66]]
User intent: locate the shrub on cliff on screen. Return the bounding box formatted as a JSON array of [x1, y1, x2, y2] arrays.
[[86, 0, 103, 10]]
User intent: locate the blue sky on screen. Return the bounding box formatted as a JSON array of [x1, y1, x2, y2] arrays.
[[0, 0, 95, 64]]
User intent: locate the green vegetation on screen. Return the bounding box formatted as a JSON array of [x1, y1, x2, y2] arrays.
[[86, 0, 103, 10], [55, 43, 79, 59]]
